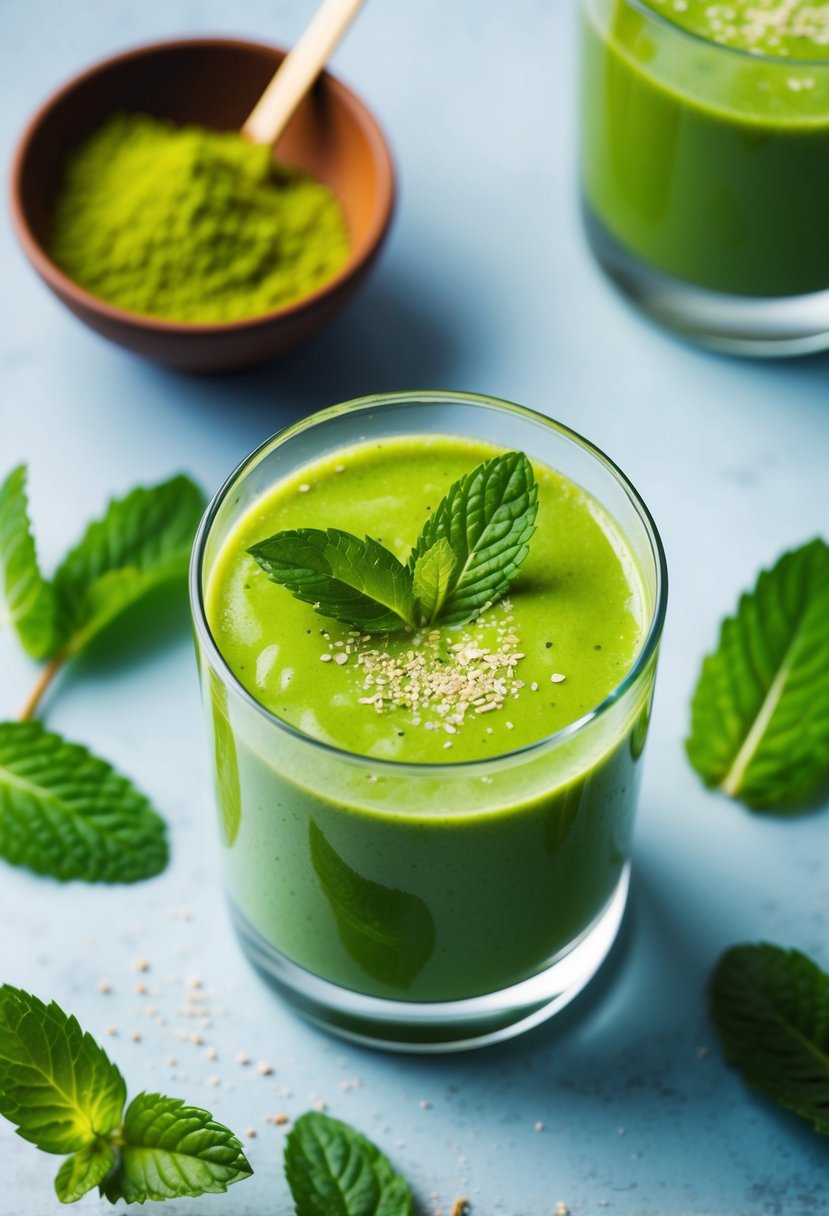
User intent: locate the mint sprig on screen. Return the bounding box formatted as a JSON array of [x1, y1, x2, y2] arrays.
[[0, 986, 252, 1205], [0, 465, 205, 718], [0, 465, 205, 883], [285, 1110, 413, 1216], [249, 450, 538, 633], [0, 721, 167, 884], [710, 943, 829, 1137], [687, 537, 829, 809]]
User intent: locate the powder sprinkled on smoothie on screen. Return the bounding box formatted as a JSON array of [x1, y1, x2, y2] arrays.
[[49, 113, 350, 323]]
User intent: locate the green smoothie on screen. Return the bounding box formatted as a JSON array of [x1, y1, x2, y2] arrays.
[[201, 434, 657, 1004], [581, 0, 829, 296]]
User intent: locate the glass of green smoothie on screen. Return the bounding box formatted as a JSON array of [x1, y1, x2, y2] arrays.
[[191, 392, 667, 1050], [580, 0, 829, 354]]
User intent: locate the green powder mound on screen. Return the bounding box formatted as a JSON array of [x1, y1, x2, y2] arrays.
[[49, 114, 351, 324]]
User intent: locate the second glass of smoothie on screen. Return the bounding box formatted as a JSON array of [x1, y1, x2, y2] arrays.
[[580, 0, 829, 354], [191, 392, 667, 1050]]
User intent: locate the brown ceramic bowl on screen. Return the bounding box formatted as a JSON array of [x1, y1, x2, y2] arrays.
[[10, 37, 395, 372]]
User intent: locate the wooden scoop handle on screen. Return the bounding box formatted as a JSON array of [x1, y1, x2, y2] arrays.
[[242, 0, 366, 146]]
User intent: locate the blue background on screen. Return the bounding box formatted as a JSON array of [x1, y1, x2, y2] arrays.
[[1, 2, 828, 1213]]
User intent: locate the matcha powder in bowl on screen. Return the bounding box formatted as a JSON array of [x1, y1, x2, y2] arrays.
[[48, 113, 351, 324]]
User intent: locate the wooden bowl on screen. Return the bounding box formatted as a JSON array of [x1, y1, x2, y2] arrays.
[[10, 37, 395, 373]]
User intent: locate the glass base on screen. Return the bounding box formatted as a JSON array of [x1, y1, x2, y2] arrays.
[[583, 201, 829, 357], [231, 865, 630, 1053]]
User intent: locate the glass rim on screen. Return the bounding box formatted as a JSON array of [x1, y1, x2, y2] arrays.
[[189, 390, 668, 773], [605, 0, 829, 69]]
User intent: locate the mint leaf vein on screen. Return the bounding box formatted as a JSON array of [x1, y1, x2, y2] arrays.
[[687, 537, 829, 809]]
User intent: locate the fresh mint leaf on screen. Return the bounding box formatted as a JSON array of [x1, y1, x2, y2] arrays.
[[0, 720, 168, 883], [55, 1140, 115, 1203], [412, 537, 455, 625], [0, 465, 59, 659], [0, 986, 126, 1155], [100, 1092, 253, 1203], [285, 1110, 413, 1216], [249, 528, 416, 633], [687, 538, 829, 809], [710, 943, 829, 1136], [408, 451, 538, 626], [52, 474, 205, 658]]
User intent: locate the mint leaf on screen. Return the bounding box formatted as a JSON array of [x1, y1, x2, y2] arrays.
[[412, 537, 455, 625], [0, 720, 168, 883], [0, 986, 126, 1155], [0, 465, 59, 659], [687, 538, 829, 809], [408, 451, 538, 626], [52, 474, 205, 658], [55, 1140, 115, 1203], [309, 820, 435, 989], [710, 943, 829, 1136], [249, 528, 416, 633], [100, 1092, 252, 1203], [285, 1111, 413, 1216]]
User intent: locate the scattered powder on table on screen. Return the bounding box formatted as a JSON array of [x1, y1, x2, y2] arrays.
[[49, 113, 351, 323]]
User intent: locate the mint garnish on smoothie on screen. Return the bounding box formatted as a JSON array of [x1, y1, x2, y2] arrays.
[[248, 449, 539, 632]]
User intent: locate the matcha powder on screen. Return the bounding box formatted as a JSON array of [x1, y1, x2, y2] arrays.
[[49, 114, 351, 323]]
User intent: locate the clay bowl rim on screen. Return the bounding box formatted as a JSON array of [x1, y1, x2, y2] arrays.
[[9, 35, 396, 336]]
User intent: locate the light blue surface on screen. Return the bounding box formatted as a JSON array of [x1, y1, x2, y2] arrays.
[[1, 2, 828, 1213]]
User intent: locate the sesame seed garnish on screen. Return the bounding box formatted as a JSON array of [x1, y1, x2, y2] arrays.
[[534, 1121, 544, 1132], [246, 1128, 257, 1139], [256, 1061, 274, 1076], [236, 1052, 250, 1066], [204, 1047, 218, 1060], [334, 652, 349, 665], [265, 1113, 290, 1125], [341, 605, 527, 739], [551, 673, 566, 683], [105, 1025, 118, 1036], [320, 653, 333, 662], [130, 1030, 141, 1043], [335, 464, 346, 473], [131, 956, 150, 973], [675, 0, 829, 54], [298, 483, 311, 493], [207, 1075, 221, 1087], [133, 981, 147, 995], [96, 979, 112, 994]]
